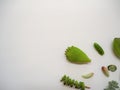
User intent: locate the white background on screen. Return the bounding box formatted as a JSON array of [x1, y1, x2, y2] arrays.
[[0, 0, 120, 90]]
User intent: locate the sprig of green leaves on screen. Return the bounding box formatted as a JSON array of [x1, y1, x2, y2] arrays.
[[60, 75, 90, 90]]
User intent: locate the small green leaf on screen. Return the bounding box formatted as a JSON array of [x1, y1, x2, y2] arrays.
[[94, 42, 104, 55], [82, 72, 94, 79], [107, 65, 117, 72]]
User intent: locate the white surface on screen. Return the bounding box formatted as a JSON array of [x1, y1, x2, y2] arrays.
[[0, 0, 120, 90]]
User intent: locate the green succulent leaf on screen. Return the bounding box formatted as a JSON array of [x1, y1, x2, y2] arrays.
[[65, 46, 91, 64], [93, 42, 104, 55], [113, 38, 120, 59], [82, 72, 94, 79]]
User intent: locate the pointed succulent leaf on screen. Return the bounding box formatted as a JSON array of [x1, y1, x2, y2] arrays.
[[65, 46, 91, 64]]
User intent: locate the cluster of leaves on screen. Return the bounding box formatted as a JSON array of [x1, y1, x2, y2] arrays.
[[104, 80, 120, 90], [60, 75, 90, 90]]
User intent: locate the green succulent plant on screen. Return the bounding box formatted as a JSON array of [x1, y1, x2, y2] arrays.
[[60, 75, 90, 90]]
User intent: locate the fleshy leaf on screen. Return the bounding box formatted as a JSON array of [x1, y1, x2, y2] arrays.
[[65, 46, 91, 64]]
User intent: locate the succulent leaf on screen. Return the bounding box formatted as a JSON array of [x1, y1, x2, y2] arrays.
[[102, 66, 109, 77], [113, 38, 120, 59], [82, 72, 94, 79], [94, 42, 104, 55], [65, 46, 91, 64]]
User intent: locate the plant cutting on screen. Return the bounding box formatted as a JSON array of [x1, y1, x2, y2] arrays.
[[65, 46, 91, 64]]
